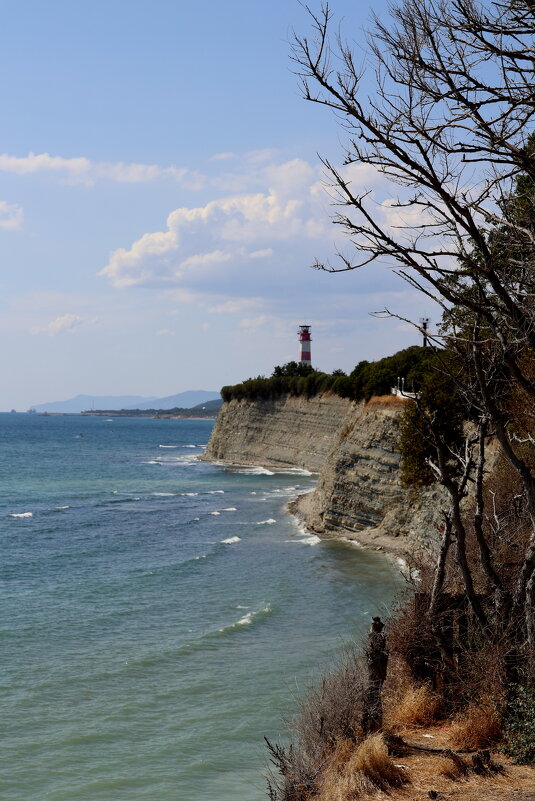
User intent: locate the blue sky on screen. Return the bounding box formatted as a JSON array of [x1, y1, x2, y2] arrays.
[[0, 0, 435, 410]]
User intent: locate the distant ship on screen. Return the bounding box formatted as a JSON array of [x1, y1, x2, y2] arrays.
[[26, 408, 37, 414], [10, 409, 16, 413]]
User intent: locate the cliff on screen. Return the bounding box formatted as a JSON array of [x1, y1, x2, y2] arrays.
[[203, 394, 447, 556]]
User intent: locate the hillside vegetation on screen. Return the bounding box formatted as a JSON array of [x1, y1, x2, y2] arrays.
[[221, 346, 433, 403]]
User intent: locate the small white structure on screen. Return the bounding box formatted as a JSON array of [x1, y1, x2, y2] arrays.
[[391, 377, 418, 399]]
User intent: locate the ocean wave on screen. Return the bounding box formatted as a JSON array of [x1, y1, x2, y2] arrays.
[[218, 604, 272, 633], [221, 507, 237, 512], [210, 511, 221, 516], [8, 512, 33, 518], [121, 604, 273, 666], [54, 505, 70, 510], [273, 467, 313, 476], [156, 454, 199, 466], [152, 492, 175, 496], [291, 534, 321, 546], [159, 444, 178, 448], [229, 466, 275, 475], [289, 519, 322, 545], [206, 490, 224, 494], [181, 492, 198, 497], [143, 460, 161, 465], [97, 497, 141, 506], [256, 518, 276, 525], [221, 536, 241, 544]]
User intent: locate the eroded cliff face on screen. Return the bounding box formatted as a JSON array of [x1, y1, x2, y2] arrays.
[[202, 395, 354, 472], [203, 395, 446, 555]]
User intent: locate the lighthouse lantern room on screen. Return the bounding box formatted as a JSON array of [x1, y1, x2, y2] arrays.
[[298, 325, 312, 366]]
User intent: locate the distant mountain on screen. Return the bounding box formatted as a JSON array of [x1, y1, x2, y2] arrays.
[[32, 395, 156, 414], [31, 390, 221, 413], [126, 390, 221, 410], [190, 398, 224, 412]]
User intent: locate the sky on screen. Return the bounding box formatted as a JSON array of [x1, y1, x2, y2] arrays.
[[0, 0, 437, 410]]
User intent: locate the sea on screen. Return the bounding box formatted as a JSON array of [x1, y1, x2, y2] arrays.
[[1, 413, 402, 801]]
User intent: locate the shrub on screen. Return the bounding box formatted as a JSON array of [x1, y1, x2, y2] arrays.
[[504, 676, 535, 764], [266, 647, 367, 801]]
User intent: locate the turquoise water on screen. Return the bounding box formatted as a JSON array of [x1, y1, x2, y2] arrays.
[[1, 414, 401, 801]]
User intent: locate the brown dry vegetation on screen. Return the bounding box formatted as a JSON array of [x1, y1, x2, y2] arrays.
[[366, 395, 408, 408], [383, 676, 442, 730], [315, 734, 408, 801], [449, 703, 503, 751]]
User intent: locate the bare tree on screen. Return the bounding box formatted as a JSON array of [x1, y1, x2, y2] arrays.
[[292, 1, 535, 643]]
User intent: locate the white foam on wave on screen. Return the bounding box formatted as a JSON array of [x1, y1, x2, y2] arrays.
[[221, 536, 241, 544], [340, 537, 364, 549], [55, 505, 70, 510], [152, 492, 175, 496], [207, 490, 224, 494], [181, 492, 199, 496], [221, 507, 237, 512], [256, 518, 276, 525], [157, 454, 199, 466], [9, 512, 33, 518], [210, 511, 221, 516], [159, 444, 178, 448], [191, 517, 200, 521], [143, 460, 161, 465], [289, 519, 321, 545], [293, 534, 321, 546], [236, 605, 250, 609], [250, 491, 257, 495], [193, 554, 207, 560], [183, 444, 197, 448], [229, 466, 275, 476], [219, 604, 272, 632], [274, 467, 313, 476]]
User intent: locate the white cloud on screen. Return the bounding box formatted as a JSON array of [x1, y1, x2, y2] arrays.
[[210, 152, 236, 161], [100, 159, 335, 295], [0, 152, 205, 189], [155, 328, 174, 336], [208, 298, 260, 314], [96, 155, 414, 322], [0, 200, 23, 230], [31, 313, 88, 335]]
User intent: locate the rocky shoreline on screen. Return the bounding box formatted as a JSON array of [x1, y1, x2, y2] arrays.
[[203, 394, 448, 559], [287, 490, 416, 560]]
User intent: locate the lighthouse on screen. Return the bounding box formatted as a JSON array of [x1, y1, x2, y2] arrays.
[[298, 325, 312, 366]]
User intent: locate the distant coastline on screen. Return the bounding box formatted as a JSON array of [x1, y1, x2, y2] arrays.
[[81, 409, 218, 419]]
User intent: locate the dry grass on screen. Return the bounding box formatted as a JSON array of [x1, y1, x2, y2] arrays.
[[316, 734, 408, 800], [449, 702, 503, 750], [434, 754, 467, 780], [384, 679, 442, 729], [367, 394, 407, 407]]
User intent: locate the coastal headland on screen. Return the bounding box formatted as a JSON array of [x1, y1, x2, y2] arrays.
[[202, 392, 447, 558]]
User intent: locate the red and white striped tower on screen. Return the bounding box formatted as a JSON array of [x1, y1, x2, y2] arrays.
[[298, 325, 312, 366]]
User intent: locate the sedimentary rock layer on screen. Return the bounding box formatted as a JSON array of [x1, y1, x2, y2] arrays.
[[203, 395, 446, 555]]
